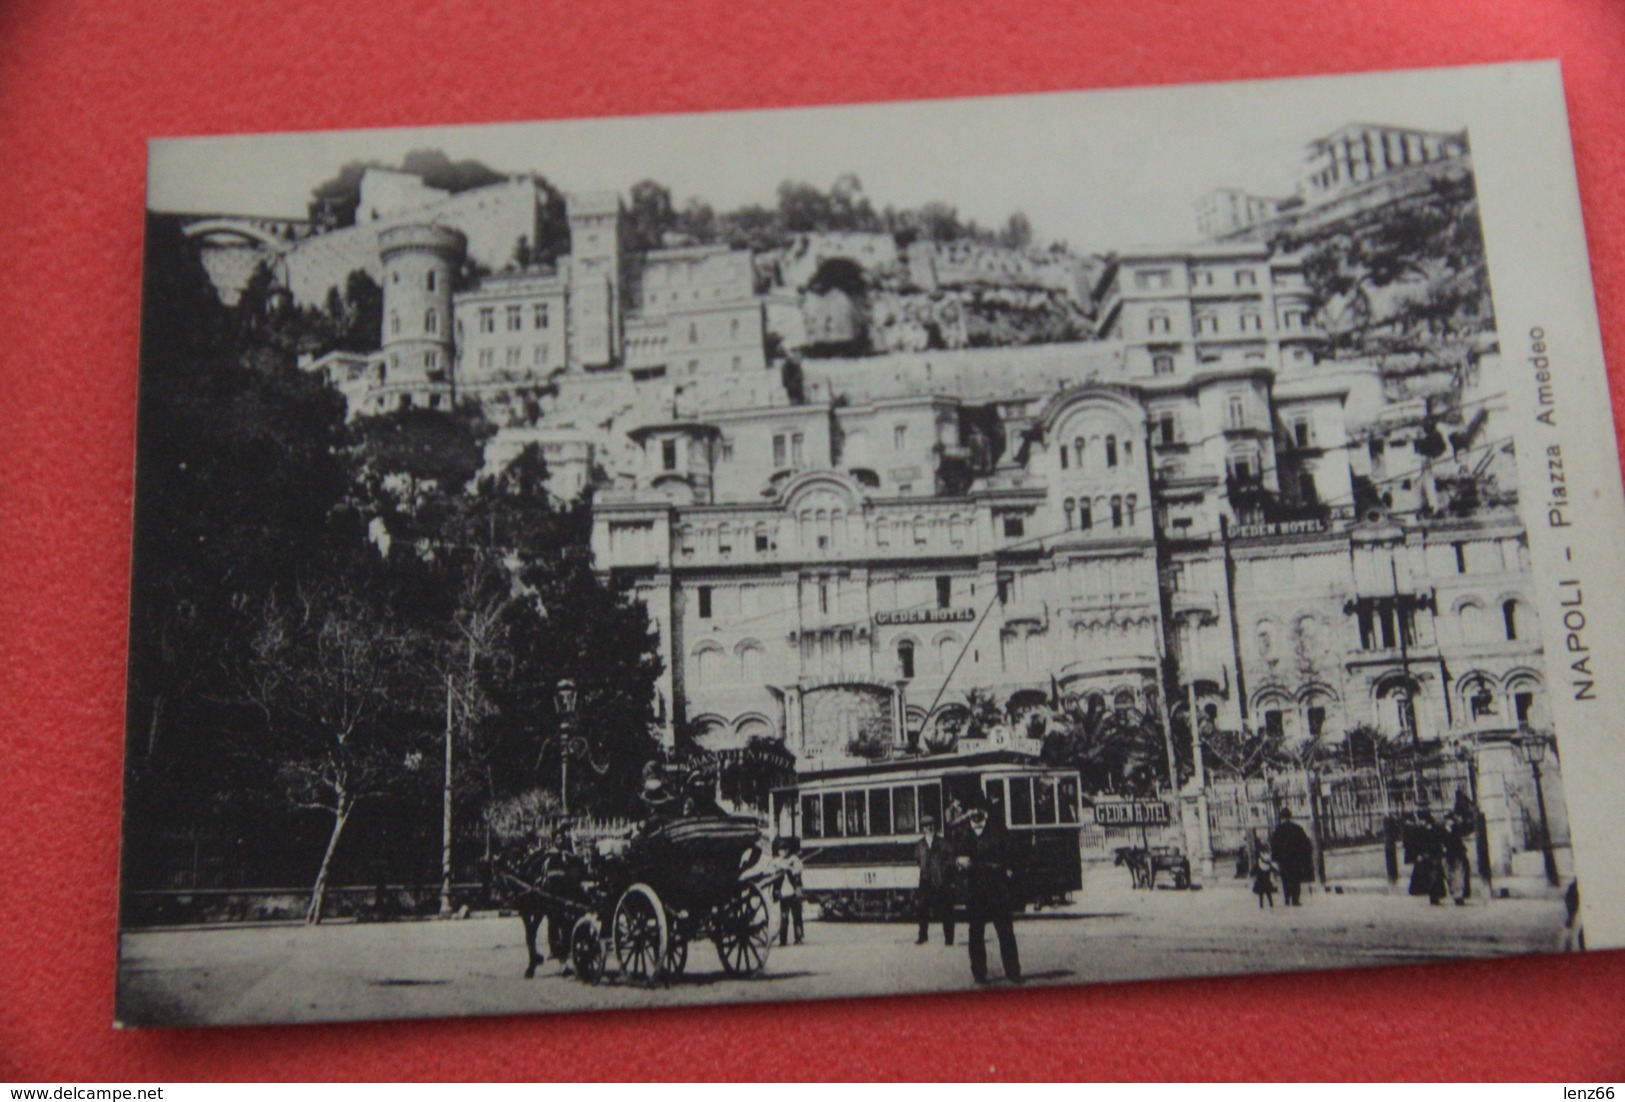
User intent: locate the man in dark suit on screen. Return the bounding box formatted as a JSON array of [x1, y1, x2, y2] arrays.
[[1270, 808, 1315, 906], [954, 798, 1022, 984], [914, 815, 955, 945]]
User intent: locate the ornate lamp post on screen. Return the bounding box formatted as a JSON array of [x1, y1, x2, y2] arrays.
[[1516, 730, 1560, 887], [555, 678, 580, 816]]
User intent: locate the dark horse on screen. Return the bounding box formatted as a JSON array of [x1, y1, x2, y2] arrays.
[[495, 842, 585, 978]]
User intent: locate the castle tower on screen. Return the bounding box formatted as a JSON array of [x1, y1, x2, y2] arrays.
[[565, 192, 624, 371], [378, 223, 466, 411]]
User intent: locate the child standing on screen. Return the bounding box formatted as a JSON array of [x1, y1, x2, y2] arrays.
[[1252, 846, 1278, 908]]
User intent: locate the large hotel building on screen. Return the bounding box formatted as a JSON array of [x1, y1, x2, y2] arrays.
[[234, 123, 1561, 871]]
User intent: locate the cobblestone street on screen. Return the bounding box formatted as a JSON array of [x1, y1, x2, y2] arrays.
[[116, 877, 1570, 1026]]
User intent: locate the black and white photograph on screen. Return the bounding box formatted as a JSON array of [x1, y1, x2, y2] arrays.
[[116, 61, 1623, 1027]]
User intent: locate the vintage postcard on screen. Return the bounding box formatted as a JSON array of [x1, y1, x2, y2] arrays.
[[119, 60, 1624, 1027]]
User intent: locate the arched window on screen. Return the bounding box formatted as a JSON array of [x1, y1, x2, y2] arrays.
[[739, 642, 764, 683], [1300, 471, 1318, 503], [1458, 601, 1484, 642], [1064, 498, 1075, 530], [424, 308, 438, 334], [898, 640, 916, 680], [1106, 435, 1118, 468], [694, 647, 723, 685], [1079, 499, 1092, 530], [936, 635, 960, 674], [1111, 495, 1124, 529], [1125, 494, 1137, 526], [1074, 438, 1086, 470], [1503, 599, 1519, 640], [390, 312, 401, 335], [426, 270, 436, 291], [1059, 446, 1069, 471]]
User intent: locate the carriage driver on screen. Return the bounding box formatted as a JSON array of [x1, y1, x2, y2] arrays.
[[541, 819, 587, 965]]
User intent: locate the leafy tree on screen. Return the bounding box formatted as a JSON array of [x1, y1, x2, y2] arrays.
[[242, 584, 423, 923], [456, 448, 666, 817], [998, 212, 1033, 251], [674, 198, 718, 243], [1040, 695, 1171, 795], [1285, 175, 1492, 364], [627, 179, 677, 252], [125, 219, 363, 838], [351, 405, 496, 544], [777, 180, 834, 234]]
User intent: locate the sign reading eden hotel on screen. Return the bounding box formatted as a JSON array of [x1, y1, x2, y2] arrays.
[[874, 608, 978, 626]]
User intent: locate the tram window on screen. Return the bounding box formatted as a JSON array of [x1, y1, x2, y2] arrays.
[[919, 785, 943, 828], [822, 793, 845, 837], [983, 778, 1006, 823], [845, 792, 868, 836], [802, 795, 822, 839], [893, 786, 918, 833], [1034, 777, 1058, 825], [1057, 776, 1080, 823], [1009, 778, 1034, 826], [869, 789, 892, 836]]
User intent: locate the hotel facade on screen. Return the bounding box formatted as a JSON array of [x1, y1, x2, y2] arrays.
[[260, 136, 1562, 872]]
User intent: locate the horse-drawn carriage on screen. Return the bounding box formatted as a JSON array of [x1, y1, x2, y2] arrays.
[[501, 815, 775, 987]]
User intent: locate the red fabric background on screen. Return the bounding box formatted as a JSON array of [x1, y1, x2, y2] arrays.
[[1, 0, 1622, 1081]]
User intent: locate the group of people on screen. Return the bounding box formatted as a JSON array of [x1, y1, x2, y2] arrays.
[[1247, 795, 1481, 909], [1405, 802, 1475, 906], [913, 797, 1023, 985]]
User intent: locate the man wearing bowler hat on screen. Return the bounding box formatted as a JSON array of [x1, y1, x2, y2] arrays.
[[953, 794, 1022, 984]]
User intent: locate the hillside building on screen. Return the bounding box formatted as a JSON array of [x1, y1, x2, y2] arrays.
[[223, 145, 1552, 874], [1196, 123, 1471, 242]]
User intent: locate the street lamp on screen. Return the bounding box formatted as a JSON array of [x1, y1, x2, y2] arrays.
[[1516, 731, 1560, 887], [555, 679, 579, 815], [555, 678, 578, 718]]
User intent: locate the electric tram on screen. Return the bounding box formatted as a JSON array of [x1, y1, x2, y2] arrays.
[[771, 750, 1085, 920]]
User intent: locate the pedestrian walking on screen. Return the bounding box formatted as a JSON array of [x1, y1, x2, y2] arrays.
[[914, 814, 955, 945], [1441, 811, 1472, 906], [1407, 811, 1447, 905], [1270, 808, 1314, 906], [772, 836, 805, 946], [953, 797, 1021, 985], [1252, 846, 1277, 908]]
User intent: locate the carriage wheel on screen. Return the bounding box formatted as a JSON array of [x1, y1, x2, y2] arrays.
[[570, 915, 606, 985], [664, 934, 689, 978], [612, 883, 668, 986], [713, 883, 773, 977]]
